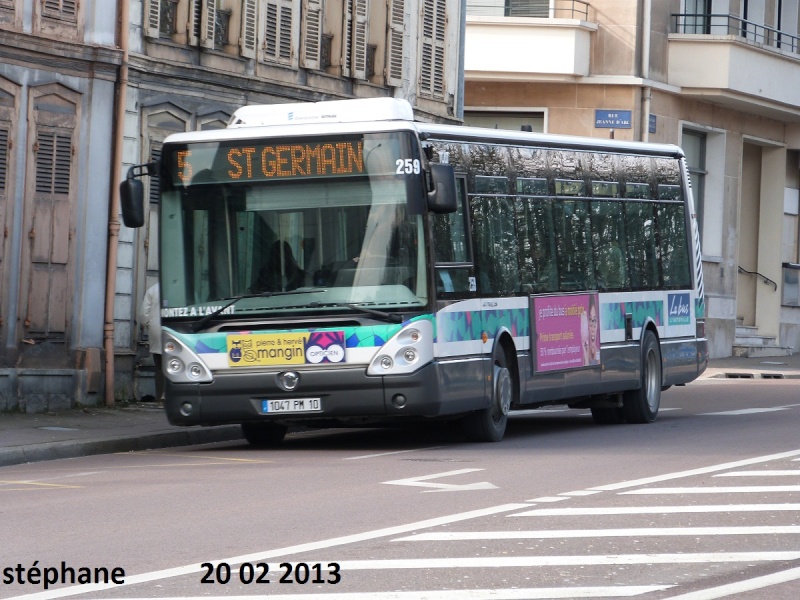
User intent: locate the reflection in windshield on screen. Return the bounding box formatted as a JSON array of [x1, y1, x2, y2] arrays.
[[159, 133, 427, 318]]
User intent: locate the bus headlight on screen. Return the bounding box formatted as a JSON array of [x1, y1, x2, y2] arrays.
[[161, 330, 213, 384], [367, 320, 433, 376]]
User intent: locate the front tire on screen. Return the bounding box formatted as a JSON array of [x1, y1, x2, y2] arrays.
[[622, 330, 661, 423], [241, 422, 288, 447], [463, 349, 513, 442]]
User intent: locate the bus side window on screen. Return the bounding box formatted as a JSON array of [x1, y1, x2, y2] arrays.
[[469, 193, 519, 295], [432, 176, 474, 296], [517, 197, 558, 293], [553, 199, 594, 292], [591, 200, 629, 291]]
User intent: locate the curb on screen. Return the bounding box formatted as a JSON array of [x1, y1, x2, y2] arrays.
[[0, 425, 244, 468], [701, 370, 800, 380]]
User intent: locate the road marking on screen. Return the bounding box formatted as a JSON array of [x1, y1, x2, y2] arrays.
[[5, 503, 531, 600], [589, 448, 800, 491], [0, 480, 81, 490], [699, 408, 791, 415], [527, 496, 569, 502], [662, 565, 800, 599], [383, 468, 497, 492], [560, 490, 601, 496], [621, 485, 800, 494], [335, 552, 800, 569], [715, 470, 800, 477], [510, 503, 800, 517], [109, 587, 675, 600], [345, 447, 443, 460], [394, 525, 800, 541]]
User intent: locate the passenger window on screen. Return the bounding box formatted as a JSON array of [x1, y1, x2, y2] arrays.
[[553, 200, 594, 291], [470, 195, 519, 295], [433, 177, 469, 264]]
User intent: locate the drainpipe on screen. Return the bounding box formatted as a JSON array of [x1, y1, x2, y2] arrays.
[[104, 0, 130, 406], [640, 0, 652, 142], [457, 0, 466, 120]]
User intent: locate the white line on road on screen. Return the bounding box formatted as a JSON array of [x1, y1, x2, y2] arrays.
[[344, 446, 443, 460], [699, 408, 791, 415], [335, 552, 800, 569], [112, 586, 675, 600], [662, 565, 800, 600], [383, 468, 498, 492], [393, 525, 800, 541], [5, 503, 532, 600], [621, 485, 800, 494], [714, 470, 800, 477], [589, 448, 800, 491], [510, 503, 800, 517]]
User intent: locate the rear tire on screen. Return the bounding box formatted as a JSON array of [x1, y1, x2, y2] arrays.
[[622, 330, 661, 423], [463, 349, 513, 442], [241, 422, 288, 447]]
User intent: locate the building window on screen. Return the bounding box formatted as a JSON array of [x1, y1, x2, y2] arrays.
[[42, 0, 77, 22], [159, 0, 179, 36], [419, 0, 446, 99], [682, 130, 707, 243], [464, 111, 545, 133]]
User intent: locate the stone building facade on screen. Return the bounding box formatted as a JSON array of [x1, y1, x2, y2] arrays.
[[0, 0, 464, 410], [464, 0, 800, 358]]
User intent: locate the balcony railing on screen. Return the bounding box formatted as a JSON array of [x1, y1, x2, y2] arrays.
[[673, 13, 800, 54], [466, 0, 589, 20]]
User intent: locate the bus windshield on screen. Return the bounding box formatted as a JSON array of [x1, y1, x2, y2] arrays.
[[158, 130, 428, 321]]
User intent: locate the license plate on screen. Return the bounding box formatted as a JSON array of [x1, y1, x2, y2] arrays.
[[261, 398, 322, 414]]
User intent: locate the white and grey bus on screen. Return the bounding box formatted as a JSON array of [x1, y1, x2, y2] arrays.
[[121, 97, 707, 445]]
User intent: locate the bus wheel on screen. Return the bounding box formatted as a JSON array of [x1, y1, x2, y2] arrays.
[[241, 422, 288, 447], [622, 330, 661, 423], [591, 406, 624, 424], [463, 350, 512, 442]]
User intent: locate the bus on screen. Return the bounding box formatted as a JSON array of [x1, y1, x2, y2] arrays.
[[120, 97, 707, 445]]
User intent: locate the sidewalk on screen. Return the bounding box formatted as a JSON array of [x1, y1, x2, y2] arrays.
[[1, 354, 798, 468]]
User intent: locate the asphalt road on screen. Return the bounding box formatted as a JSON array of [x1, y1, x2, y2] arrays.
[[2, 377, 800, 599]]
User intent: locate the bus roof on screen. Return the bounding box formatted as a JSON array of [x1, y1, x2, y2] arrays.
[[163, 97, 683, 159], [228, 97, 414, 128], [417, 123, 685, 159]]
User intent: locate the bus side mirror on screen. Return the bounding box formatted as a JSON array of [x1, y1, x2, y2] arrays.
[[427, 163, 457, 214], [120, 177, 145, 228], [119, 162, 155, 228]]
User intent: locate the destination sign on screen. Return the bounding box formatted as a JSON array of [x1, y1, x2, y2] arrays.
[[172, 139, 365, 185]]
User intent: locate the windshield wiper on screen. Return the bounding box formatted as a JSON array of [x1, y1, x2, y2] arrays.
[[306, 301, 403, 324], [190, 289, 323, 332]]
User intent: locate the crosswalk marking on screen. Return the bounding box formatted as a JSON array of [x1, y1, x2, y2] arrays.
[[510, 503, 800, 517], [393, 525, 800, 541], [621, 485, 800, 494], [699, 408, 790, 415], [662, 565, 800, 600], [336, 552, 800, 570], [115, 587, 675, 600], [714, 470, 800, 477]]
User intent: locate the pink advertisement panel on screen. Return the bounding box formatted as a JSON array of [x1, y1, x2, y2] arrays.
[[533, 293, 600, 373]]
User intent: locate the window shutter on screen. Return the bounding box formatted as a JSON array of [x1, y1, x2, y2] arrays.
[[419, 0, 446, 98], [341, 0, 352, 77], [301, 0, 322, 69], [351, 0, 369, 79], [262, 0, 297, 66], [0, 127, 8, 193], [43, 0, 77, 20], [386, 0, 405, 86], [188, 0, 202, 45], [145, 0, 161, 39], [35, 132, 72, 195], [201, 0, 216, 49], [241, 0, 258, 58]]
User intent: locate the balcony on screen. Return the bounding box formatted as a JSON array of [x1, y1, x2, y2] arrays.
[[464, 1, 596, 82], [669, 13, 800, 122]]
